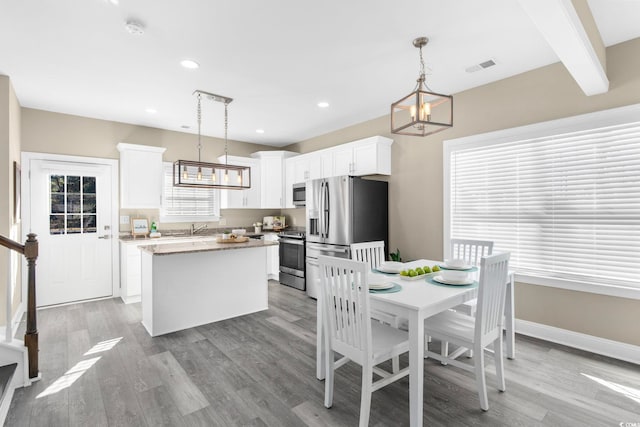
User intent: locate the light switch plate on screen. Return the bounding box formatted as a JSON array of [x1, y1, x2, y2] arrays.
[[120, 215, 130, 225]]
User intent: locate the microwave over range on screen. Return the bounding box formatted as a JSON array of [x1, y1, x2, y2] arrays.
[[292, 182, 306, 207]]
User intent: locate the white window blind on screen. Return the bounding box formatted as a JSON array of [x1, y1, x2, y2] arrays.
[[447, 120, 640, 291], [160, 163, 220, 221]]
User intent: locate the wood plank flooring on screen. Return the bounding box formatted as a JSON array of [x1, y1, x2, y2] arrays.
[[7, 281, 640, 426]]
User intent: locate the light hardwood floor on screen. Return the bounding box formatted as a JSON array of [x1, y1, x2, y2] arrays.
[[6, 281, 640, 426]]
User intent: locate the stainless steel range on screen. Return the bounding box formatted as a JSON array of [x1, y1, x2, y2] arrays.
[[278, 230, 306, 291]]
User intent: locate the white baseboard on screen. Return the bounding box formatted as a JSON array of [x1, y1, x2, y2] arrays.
[[515, 319, 640, 365]]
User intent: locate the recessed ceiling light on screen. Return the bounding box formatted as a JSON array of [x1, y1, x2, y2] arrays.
[[181, 125, 191, 129], [317, 101, 330, 108], [180, 59, 200, 69], [125, 20, 145, 35], [256, 129, 265, 134], [145, 108, 157, 114]]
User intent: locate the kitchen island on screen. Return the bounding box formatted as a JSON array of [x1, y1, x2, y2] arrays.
[[139, 238, 278, 336]]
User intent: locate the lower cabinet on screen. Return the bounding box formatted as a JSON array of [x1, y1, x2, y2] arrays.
[[120, 235, 279, 303], [120, 240, 145, 304], [264, 233, 279, 280]]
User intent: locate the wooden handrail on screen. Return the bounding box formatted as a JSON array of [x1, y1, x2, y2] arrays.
[[0, 233, 38, 379], [0, 235, 24, 255]]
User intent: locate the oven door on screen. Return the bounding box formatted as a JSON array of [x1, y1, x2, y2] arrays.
[[279, 237, 305, 276]]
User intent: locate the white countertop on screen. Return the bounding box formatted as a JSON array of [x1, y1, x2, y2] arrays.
[[139, 238, 278, 256]]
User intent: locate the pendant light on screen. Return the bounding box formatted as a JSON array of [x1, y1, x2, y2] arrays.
[[391, 37, 453, 137], [173, 90, 251, 189]]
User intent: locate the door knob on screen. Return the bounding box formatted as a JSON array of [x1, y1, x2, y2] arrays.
[[98, 235, 111, 239]]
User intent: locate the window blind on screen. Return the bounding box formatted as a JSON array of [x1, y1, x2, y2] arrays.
[[448, 121, 640, 290], [161, 163, 219, 219]]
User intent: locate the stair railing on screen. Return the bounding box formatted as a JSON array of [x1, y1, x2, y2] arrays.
[[0, 233, 38, 379]]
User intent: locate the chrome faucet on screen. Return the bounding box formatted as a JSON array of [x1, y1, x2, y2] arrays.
[[191, 223, 208, 235]]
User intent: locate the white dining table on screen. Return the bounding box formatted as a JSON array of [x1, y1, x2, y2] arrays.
[[316, 259, 515, 427]]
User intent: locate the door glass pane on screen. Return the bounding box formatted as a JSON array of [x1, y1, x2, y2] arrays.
[[83, 176, 96, 194], [83, 215, 97, 233], [67, 215, 81, 234], [50, 215, 65, 234], [51, 194, 65, 214], [83, 194, 96, 213], [51, 175, 65, 193], [67, 176, 81, 193], [67, 194, 81, 213]]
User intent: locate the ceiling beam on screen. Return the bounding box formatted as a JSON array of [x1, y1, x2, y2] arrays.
[[517, 0, 609, 96]]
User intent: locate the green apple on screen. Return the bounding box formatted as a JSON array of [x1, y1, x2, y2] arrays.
[[408, 269, 417, 277], [415, 267, 424, 275], [432, 265, 440, 272], [400, 270, 408, 276], [423, 266, 432, 273]]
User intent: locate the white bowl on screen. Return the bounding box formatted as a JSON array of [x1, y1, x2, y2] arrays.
[[440, 269, 469, 282], [444, 258, 467, 268], [378, 261, 404, 273], [231, 229, 246, 235]]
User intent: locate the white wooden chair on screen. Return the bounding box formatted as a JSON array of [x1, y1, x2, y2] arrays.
[[424, 252, 510, 411], [444, 239, 494, 359], [351, 241, 403, 373], [319, 255, 410, 427]]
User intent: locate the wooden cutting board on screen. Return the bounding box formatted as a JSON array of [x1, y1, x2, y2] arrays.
[[216, 236, 250, 243]]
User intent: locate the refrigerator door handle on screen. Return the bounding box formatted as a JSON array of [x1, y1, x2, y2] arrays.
[[319, 181, 325, 239], [324, 180, 330, 238]]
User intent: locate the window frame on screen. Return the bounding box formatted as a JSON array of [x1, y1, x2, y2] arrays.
[[159, 162, 221, 223], [443, 103, 640, 300]]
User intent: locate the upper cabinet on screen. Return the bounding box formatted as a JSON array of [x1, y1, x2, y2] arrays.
[[285, 135, 393, 183], [117, 143, 166, 209], [218, 156, 261, 208], [329, 136, 393, 176], [251, 151, 297, 209], [290, 153, 322, 183]]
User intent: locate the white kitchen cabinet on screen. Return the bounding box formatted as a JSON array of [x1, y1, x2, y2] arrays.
[[120, 240, 144, 304], [117, 143, 166, 208], [218, 156, 261, 208], [329, 136, 393, 177], [290, 152, 322, 183], [251, 151, 297, 209], [264, 233, 279, 280]]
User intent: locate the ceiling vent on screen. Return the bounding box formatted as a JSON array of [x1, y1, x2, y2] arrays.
[[465, 59, 497, 73]]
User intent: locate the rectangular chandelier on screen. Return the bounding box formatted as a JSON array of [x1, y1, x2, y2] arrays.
[[391, 89, 453, 137], [173, 160, 251, 189]]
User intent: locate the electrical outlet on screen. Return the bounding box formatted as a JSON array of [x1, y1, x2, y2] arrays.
[[218, 217, 226, 226], [120, 215, 130, 225]]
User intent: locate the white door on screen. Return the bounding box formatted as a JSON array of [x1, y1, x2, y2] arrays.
[[30, 159, 113, 306]]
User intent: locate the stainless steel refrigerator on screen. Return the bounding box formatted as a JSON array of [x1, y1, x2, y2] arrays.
[[305, 176, 388, 298]]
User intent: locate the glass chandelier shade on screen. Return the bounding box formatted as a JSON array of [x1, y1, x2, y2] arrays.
[[173, 90, 250, 189], [391, 37, 453, 137]]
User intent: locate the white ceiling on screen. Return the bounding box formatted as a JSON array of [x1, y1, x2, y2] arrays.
[[1, 0, 639, 147]]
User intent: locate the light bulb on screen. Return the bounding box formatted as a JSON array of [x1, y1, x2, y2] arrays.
[[237, 173, 242, 184], [421, 102, 431, 120], [410, 105, 416, 121], [224, 171, 229, 183], [197, 167, 202, 181], [182, 165, 188, 180], [212, 169, 216, 182]]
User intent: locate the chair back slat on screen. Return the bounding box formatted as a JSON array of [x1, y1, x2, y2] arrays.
[[451, 239, 494, 266], [319, 256, 372, 360], [475, 252, 510, 339], [351, 241, 385, 270]]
